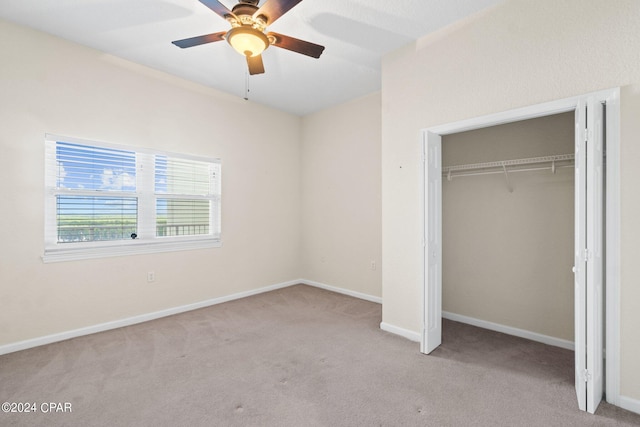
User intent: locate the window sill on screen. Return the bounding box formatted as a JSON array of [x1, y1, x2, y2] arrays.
[[42, 238, 222, 263]]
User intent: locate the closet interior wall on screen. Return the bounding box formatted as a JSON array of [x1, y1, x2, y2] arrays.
[[442, 112, 575, 342]]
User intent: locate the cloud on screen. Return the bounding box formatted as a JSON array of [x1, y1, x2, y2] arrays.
[[101, 169, 135, 190]]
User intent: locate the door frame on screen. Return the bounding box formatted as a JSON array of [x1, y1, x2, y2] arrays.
[[420, 88, 621, 407]]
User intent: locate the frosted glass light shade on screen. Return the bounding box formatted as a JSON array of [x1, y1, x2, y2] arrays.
[[227, 27, 269, 57]]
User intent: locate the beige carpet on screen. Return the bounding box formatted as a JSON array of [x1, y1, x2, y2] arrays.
[[1, 284, 639, 426]]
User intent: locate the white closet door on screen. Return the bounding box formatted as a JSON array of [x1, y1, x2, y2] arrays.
[[586, 98, 604, 414], [574, 98, 604, 413], [422, 132, 442, 354], [574, 101, 588, 412]]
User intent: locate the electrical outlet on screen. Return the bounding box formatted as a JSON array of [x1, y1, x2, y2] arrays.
[[371, 261, 376, 271], [147, 271, 155, 283]]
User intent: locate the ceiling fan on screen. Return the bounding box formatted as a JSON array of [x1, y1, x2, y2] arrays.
[[172, 0, 325, 75]]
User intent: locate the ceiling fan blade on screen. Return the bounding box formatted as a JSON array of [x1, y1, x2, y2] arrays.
[[247, 54, 265, 75], [172, 31, 227, 49], [199, 0, 236, 20], [268, 32, 325, 58], [254, 0, 303, 25]]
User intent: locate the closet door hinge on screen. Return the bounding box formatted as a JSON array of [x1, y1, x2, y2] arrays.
[[582, 369, 592, 383], [584, 248, 591, 261]]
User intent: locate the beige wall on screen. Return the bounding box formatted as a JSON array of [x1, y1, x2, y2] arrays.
[[0, 19, 302, 346], [381, 0, 640, 403], [442, 113, 574, 341], [301, 93, 382, 298]]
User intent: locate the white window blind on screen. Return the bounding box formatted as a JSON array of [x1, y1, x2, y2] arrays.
[[154, 155, 221, 238], [57, 196, 138, 242], [52, 141, 138, 243], [44, 134, 221, 262]]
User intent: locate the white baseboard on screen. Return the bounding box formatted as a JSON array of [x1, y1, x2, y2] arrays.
[[300, 279, 382, 304], [443, 311, 574, 351], [380, 322, 421, 342], [619, 395, 640, 415], [0, 279, 299, 356]]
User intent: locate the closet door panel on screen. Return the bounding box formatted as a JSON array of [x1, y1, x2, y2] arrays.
[[422, 132, 442, 354], [574, 101, 587, 412], [586, 99, 604, 414], [574, 97, 604, 414]]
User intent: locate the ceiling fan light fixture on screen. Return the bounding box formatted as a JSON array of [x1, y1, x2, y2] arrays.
[[172, 0, 326, 75], [226, 27, 269, 57]]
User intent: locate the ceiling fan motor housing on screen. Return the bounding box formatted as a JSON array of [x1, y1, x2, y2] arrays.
[[229, 2, 267, 30], [231, 3, 259, 20]]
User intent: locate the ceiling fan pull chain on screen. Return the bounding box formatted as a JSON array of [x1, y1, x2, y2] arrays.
[[244, 71, 250, 101]]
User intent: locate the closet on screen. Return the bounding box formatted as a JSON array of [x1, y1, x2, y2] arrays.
[[440, 112, 575, 346]]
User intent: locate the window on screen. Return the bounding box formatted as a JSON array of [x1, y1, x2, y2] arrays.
[[44, 134, 221, 262]]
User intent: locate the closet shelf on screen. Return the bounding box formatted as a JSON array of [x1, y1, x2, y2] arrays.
[[443, 153, 574, 179]]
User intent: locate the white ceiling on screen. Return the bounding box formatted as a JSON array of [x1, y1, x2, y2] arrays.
[[0, 0, 503, 116]]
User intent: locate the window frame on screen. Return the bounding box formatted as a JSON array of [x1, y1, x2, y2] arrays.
[[43, 134, 222, 263]]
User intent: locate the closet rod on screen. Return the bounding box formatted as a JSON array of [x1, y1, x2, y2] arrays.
[[443, 153, 574, 180]]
